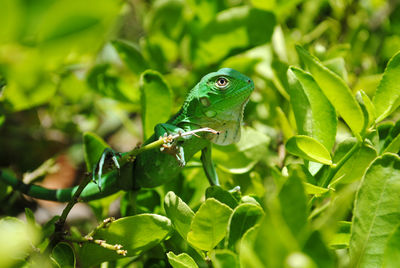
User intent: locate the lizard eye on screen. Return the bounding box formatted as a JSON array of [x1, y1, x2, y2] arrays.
[[215, 77, 229, 89]]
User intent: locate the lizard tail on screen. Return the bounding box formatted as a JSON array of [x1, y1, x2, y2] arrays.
[[0, 169, 121, 202]]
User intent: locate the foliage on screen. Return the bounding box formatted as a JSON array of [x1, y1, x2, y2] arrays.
[[1, 0, 400, 267]]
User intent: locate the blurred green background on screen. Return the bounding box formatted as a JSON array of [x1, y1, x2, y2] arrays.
[[0, 0, 400, 267], [2, 0, 398, 174]]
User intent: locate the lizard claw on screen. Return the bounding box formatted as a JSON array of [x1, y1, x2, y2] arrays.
[[93, 148, 121, 191]]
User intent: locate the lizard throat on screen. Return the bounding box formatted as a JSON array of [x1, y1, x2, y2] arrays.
[[207, 96, 250, 145]]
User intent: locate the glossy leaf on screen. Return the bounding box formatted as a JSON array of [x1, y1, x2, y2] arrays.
[[303, 182, 329, 196], [276, 107, 294, 141], [164, 191, 194, 240], [140, 70, 172, 140], [288, 66, 337, 151], [296, 45, 364, 135], [187, 198, 233, 251], [167, 252, 198, 268], [78, 214, 173, 267], [373, 50, 400, 122], [225, 203, 264, 249], [286, 135, 332, 165], [350, 153, 400, 267], [83, 132, 109, 172], [52, 242, 76, 268], [357, 90, 376, 130]]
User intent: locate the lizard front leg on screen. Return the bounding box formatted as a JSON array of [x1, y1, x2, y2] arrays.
[[155, 123, 191, 167]]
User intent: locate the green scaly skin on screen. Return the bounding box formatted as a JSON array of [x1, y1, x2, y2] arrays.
[[0, 68, 254, 201]]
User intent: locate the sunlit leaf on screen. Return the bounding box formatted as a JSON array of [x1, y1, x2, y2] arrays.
[[164, 191, 194, 240], [286, 135, 332, 165], [288, 66, 337, 151], [373, 50, 400, 122], [187, 198, 233, 251], [296, 45, 364, 135], [167, 252, 198, 268], [78, 214, 173, 267], [350, 153, 400, 267], [140, 70, 172, 140]]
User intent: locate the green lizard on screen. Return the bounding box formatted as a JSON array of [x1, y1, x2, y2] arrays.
[[0, 68, 254, 202]]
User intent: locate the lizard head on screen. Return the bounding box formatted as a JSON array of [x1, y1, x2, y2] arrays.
[[190, 68, 254, 145]]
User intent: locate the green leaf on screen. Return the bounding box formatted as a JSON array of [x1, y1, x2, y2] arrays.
[[279, 175, 308, 239], [167, 252, 198, 268], [303, 231, 335, 268], [323, 57, 348, 82], [330, 221, 351, 249], [52, 242, 76, 268], [383, 225, 400, 268], [164, 191, 195, 240], [331, 139, 377, 185], [288, 66, 337, 151], [140, 70, 172, 140], [3, 79, 57, 111], [187, 198, 233, 251], [87, 63, 136, 103], [24, 208, 36, 227], [383, 120, 400, 154], [373, 50, 400, 122], [213, 127, 270, 174], [350, 153, 400, 267], [225, 203, 264, 249], [303, 182, 329, 196], [206, 186, 239, 209], [112, 40, 148, 74], [210, 249, 240, 268], [83, 132, 109, 172], [78, 214, 173, 267], [357, 90, 376, 130], [276, 107, 294, 141], [286, 135, 332, 165], [295, 45, 364, 135], [193, 7, 275, 67]]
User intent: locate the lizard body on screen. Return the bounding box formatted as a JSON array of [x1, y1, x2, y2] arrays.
[[0, 68, 254, 201]]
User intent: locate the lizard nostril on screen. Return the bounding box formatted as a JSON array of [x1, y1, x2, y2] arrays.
[[247, 79, 251, 84]]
